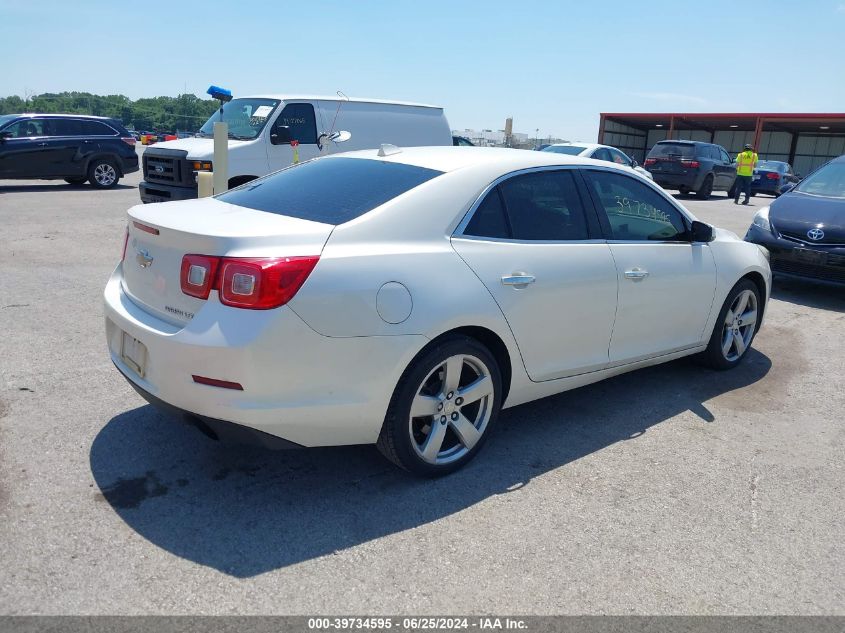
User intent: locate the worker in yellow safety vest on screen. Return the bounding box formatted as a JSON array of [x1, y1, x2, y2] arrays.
[[734, 143, 758, 205]]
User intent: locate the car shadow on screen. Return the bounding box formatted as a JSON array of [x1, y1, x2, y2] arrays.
[[0, 183, 135, 193], [90, 351, 771, 578], [771, 277, 845, 313], [670, 192, 735, 202]]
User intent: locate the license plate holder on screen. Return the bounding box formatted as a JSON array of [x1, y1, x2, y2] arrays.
[[794, 248, 826, 265], [121, 332, 148, 377]]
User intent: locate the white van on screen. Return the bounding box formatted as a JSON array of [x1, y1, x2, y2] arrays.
[[139, 94, 453, 203]]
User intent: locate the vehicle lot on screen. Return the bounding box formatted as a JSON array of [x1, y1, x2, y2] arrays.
[[0, 152, 843, 614]]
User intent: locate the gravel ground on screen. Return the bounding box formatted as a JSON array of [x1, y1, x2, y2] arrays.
[[0, 154, 842, 614]]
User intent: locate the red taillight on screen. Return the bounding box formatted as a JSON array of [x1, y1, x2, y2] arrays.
[[219, 256, 320, 309], [180, 254, 220, 300], [121, 228, 129, 261], [179, 254, 319, 309], [121, 137, 136, 147], [644, 158, 657, 166], [765, 172, 779, 180], [680, 160, 700, 168]]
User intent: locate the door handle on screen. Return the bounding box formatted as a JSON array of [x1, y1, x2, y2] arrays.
[[38, 142, 48, 146], [501, 274, 535, 287], [624, 268, 649, 280]]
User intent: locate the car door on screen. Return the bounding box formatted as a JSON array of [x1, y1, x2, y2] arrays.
[[267, 102, 321, 172], [582, 168, 716, 364], [40, 118, 90, 177], [451, 168, 619, 381], [717, 146, 735, 190], [0, 118, 54, 177]]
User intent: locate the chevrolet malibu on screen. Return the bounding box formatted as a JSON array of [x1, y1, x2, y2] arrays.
[[104, 146, 771, 476]]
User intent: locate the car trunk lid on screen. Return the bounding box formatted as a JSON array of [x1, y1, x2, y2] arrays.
[[121, 198, 334, 325]]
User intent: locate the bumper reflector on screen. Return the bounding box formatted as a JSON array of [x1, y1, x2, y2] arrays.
[[192, 375, 244, 391]]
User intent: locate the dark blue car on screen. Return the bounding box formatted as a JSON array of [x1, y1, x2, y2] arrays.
[[751, 160, 801, 198], [745, 155, 845, 285]]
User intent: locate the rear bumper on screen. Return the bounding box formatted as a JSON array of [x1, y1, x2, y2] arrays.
[[121, 154, 140, 175], [103, 264, 428, 447], [139, 181, 197, 204], [650, 171, 701, 190]]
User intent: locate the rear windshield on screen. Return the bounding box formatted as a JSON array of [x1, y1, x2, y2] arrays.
[[216, 157, 444, 224], [758, 161, 785, 171], [542, 145, 586, 156], [794, 160, 845, 199], [648, 142, 696, 158]]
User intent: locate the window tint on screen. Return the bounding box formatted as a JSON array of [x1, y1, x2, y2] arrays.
[[592, 148, 612, 162], [79, 120, 116, 135], [648, 142, 696, 159], [273, 102, 317, 144], [542, 145, 586, 156], [216, 157, 443, 224], [3, 119, 48, 137], [585, 170, 688, 241], [498, 170, 589, 241], [464, 188, 510, 239]]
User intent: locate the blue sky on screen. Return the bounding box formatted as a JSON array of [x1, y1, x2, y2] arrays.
[[2, 0, 844, 140]]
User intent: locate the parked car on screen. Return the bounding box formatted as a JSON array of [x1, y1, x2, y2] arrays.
[[106, 146, 770, 476], [542, 142, 653, 180], [0, 113, 138, 188], [644, 140, 736, 199], [750, 160, 801, 197], [452, 135, 475, 146], [140, 94, 453, 203], [745, 155, 845, 285]]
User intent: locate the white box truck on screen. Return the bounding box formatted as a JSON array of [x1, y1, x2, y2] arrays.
[[139, 94, 453, 203]]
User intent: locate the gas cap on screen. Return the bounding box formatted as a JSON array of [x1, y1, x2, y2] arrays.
[[376, 282, 413, 324]]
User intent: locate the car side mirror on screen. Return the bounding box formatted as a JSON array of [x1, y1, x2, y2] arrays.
[[779, 183, 796, 194], [690, 220, 714, 242], [631, 159, 639, 168], [0, 131, 11, 142], [270, 125, 291, 145]]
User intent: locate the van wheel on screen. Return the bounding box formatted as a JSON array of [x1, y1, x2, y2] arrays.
[[699, 279, 760, 370], [695, 175, 714, 199], [88, 159, 119, 189], [64, 177, 87, 185], [376, 335, 502, 477]]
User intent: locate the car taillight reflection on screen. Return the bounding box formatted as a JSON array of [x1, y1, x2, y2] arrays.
[[179, 255, 320, 309]]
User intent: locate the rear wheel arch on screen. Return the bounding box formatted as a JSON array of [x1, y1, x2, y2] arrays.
[[423, 326, 512, 404]]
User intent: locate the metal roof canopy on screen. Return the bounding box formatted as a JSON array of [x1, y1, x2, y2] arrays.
[[600, 112, 845, 143]]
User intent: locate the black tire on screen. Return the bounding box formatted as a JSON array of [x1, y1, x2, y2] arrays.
[[64, 177, 87, 185], [695, 174, 714, 199], [376, 335, 502, 477], [87, 159, 120, 189], [698, 279, 761, 370], [678, 186, 690, 196]]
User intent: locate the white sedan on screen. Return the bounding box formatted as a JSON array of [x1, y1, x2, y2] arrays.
[[542, 141, 654, 180], [104, 146, 770, 476]]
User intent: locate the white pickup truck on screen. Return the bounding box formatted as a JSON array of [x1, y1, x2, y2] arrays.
[[139, 94, 453, 203]]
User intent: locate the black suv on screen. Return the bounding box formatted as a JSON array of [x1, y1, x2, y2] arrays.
[[0, 114, 139, 189], [644, 140, 736, 199]]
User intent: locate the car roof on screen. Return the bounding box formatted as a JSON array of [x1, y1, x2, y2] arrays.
[[331, 145, 625, 173], [7, 113, 117, 121], [239, 95, 443, 109]]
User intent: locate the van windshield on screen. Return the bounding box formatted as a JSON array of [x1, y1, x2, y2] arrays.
[[198, 98, 280, 140], [648, 143, 696, 158]]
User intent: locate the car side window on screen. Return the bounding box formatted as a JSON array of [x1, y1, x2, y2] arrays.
[[464, 187, 510, 239], [584, 170, 689, 242], [592, 148, 612, 162], [719, 148, 731, 163], [78, 120, 116, 135], [3, 119, 46, 137], [609, 148, 630, 165], [498, 170, 590, 241], [273, 103, 317, 144]]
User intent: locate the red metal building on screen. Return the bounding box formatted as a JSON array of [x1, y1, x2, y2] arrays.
[[598, 113, 845, 177]]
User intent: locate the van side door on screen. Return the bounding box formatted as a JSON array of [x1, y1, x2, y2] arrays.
[[267, 102, 320, 172]]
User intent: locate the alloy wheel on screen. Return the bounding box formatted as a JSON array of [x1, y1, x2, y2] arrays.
[[94, 163, 117, 186], [408, 354, 495, 465], [721, 289, 757, 361]]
